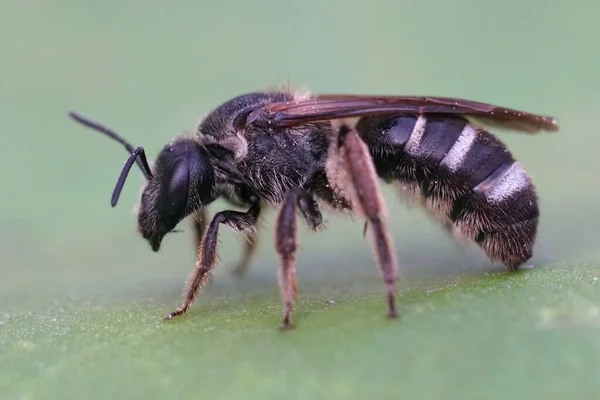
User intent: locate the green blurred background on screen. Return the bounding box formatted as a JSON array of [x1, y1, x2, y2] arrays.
[[1, 1, 599, 399]]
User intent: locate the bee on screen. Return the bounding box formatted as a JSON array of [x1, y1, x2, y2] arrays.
[[69, 86, 558, 330]]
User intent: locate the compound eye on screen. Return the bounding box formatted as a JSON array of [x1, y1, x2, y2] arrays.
[[157, 158, 189, 221], [168, 160, 188, 197]]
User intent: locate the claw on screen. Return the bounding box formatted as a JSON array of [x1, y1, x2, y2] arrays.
[[280, 319, 295, 332], [164, 308, 186, 321]]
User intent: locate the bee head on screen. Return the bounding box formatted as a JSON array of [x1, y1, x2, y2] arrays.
[[69, 113, 215, 251], [136, 138, 215, 251]]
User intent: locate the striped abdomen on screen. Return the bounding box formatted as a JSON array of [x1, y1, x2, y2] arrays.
[[356, 114, 539, 270]]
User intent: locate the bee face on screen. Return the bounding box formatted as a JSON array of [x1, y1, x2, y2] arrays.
[[137, 138, 215, 251]]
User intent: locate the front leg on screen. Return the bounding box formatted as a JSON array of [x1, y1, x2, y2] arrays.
[[275, 188, 323, 330], [192, 208, 209, 250], [230, 233, 260, 276], [191, 205, 261, 278], [165, 202, 261, 320], [223, 184, 263, 277]]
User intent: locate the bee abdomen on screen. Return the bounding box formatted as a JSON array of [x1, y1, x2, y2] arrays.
[[449, 160, 539, 270], [357, 114, 539, 270]]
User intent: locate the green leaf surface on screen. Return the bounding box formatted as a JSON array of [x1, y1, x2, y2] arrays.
[[3, 259, 600, 400]]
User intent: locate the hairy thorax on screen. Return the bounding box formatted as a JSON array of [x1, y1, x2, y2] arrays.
[[235, 123, 332, 204], [195, 89, 338, 206]]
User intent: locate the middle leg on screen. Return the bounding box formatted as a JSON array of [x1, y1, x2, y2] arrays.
[[274, 187, 323, 330]]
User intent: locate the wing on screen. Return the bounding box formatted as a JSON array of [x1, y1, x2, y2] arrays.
[[250, 94, 559, 134]]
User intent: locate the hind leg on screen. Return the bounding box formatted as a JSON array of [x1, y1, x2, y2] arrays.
[[328, 124, 400, 318]]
